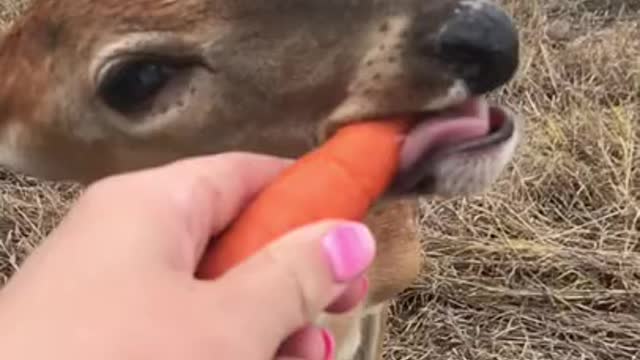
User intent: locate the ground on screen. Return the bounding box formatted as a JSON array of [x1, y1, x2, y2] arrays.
[[1, 0, 639, 359]]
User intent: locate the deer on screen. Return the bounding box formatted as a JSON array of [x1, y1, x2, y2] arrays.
[[0, 0, 522, 358]]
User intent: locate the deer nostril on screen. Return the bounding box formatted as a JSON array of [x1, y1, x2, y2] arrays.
[[435, 2, 519, 94]]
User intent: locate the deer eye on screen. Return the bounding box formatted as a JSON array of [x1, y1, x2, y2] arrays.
[[98, 58, 183, 114]]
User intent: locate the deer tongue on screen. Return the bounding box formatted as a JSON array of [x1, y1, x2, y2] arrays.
[[399, 98, 490, 171]]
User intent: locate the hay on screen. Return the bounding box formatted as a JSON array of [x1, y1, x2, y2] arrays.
[[1, 0, 639, 358], [0, 0, 25, 29]]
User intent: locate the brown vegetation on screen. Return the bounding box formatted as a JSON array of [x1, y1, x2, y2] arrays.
[[1, 0, 639, 358]]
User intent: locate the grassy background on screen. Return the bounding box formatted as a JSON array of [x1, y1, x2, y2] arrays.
[[1, 0, 639, 359]]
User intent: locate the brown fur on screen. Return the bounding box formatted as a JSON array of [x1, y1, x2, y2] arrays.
[[0, 1, 522, 359]]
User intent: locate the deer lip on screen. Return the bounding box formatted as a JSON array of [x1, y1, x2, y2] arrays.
[[397, 96, 512, 173], [323, 96, 513, 194]]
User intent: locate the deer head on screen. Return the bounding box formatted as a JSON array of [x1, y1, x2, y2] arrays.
[[0, 0, 521, 198]]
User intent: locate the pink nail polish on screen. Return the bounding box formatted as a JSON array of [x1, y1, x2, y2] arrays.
[[321, 329, 335, 360], [322, 222, 375, 282]]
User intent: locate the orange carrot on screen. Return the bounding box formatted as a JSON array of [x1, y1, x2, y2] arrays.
[[196, 119, 411, 279]]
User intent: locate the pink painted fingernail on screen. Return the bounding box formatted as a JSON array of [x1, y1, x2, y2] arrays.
[[322, 222, 375, 282], [321, 328, 335, 360]]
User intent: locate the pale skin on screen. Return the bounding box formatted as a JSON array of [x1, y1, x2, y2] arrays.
[[0, 152, 379, 360]]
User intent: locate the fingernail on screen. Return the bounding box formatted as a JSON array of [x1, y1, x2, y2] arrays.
[[321, 328, 335, 360], [322, 222, 375, 282]]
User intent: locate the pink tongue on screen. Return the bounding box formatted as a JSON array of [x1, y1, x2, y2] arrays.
[[399, 112, 490, 171]]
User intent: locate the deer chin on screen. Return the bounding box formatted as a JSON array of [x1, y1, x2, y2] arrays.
[[386, 96, 515, 195]]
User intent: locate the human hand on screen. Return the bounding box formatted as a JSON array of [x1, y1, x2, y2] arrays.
[[0, 153, 375, 360]]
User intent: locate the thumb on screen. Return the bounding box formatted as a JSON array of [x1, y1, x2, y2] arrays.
[[202, 221, 375, 356]]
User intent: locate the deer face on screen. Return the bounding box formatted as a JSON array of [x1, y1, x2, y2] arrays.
[[0, 0, 521, 197]]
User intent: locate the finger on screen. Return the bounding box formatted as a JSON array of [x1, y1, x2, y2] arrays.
[[276, 326, 333, 360], [203, 221, 375, 355], [60, 152, 293, 270], [138, 152, 294, 249]]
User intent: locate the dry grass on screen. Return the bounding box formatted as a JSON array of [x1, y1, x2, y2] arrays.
[[0, 0, 24, 29], [1, 0, 639, 359]]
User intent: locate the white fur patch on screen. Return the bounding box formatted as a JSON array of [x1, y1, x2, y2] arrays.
[[336, 323, 363, 360], [315, 311, 361, 360], [0, 123, 30, 176], [460, 0, 492, 12], [423, 80, 469, 111]]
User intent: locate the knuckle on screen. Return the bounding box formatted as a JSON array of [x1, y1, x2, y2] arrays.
[[261, 245, 315, 322], [81, 174, 125, 201], [179, 171, 223, 218]]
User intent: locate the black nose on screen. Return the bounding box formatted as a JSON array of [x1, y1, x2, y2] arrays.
[[435, 2, 519, 94]]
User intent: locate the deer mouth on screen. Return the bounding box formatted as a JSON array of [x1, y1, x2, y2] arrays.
[[388, 96, 514, 193], [323, 94, 515, 194], [400, 97, 511, 168]]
